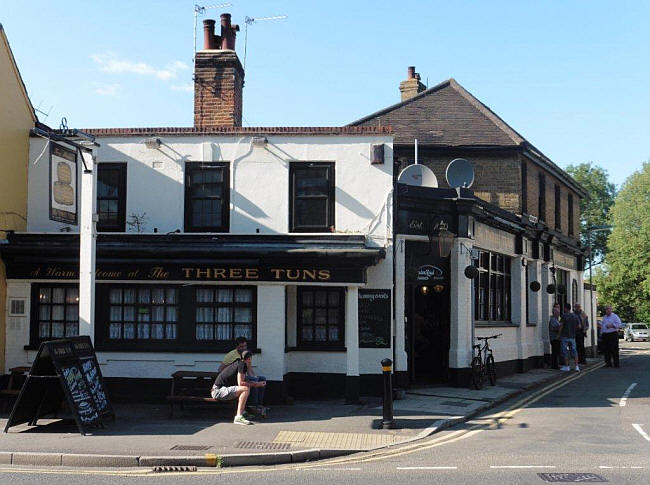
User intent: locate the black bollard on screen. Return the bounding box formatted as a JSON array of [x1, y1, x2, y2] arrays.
[[381, 358, 396, 429]]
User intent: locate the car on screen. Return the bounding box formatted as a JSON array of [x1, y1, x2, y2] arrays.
[[618, 322, 626, 339], [624, 323, 650, 342]]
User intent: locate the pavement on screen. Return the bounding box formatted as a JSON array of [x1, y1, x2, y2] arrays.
[[0, 359, 601, 469]]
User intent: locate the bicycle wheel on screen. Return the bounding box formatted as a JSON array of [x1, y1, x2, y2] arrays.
[[471, 356, 483, 390], [486, 354, 497, 386]]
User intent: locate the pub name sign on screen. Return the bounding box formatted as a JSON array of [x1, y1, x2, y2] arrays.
[[7, 263, 365, 284]]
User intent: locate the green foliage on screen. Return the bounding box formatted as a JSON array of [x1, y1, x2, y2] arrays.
[[565, 163, 617, 263], [599, 162, 650, 323]]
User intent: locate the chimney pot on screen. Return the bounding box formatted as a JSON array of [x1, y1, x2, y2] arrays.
[[203, 19, 218, 50], [220, 13, 239, 50], [407, 66, 415, 79]]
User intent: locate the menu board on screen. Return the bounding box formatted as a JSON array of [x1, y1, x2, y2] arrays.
[[358, 289, 391, 348], [4, 336, 114, 435]]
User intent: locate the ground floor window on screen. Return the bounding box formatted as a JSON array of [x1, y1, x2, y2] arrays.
[[95, 284, 257, 351], [474, 249, 512, 322], [297, 287, 345, 347], [555, 268, 569, 310], [31, 285, 79, 344]]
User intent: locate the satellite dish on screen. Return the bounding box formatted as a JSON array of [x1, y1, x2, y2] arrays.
[[446, 158, 475, 188], [397, 164, 438, 188]]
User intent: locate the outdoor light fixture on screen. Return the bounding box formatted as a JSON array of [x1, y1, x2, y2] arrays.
[[419, 286, 430, 295], [435, 225, 455, 258], [251, 136, 268, 147], [433, 285, 444, 293], [144, 137, 161, 149]]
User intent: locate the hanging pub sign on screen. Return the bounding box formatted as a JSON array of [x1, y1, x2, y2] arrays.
[[4, 336, 114, 436], [49, 142, 78, 225], [358, 289, 391, 348]]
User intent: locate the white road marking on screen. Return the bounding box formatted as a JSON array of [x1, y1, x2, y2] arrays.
[[396, 466, 457, 470], [632, 423, 650, 441], [490, 465, 556, 469], [620, 382, 637, 406]]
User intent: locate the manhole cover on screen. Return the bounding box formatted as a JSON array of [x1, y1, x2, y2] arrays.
[[441, 400, 472, 407], [234, 441, 291, 450], [170, 445, 212, 451], [538, 473, 608, 482]]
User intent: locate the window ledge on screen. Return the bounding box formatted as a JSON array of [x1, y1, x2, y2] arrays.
[[526, 323, 537, 327], [474, 321, 518, 328], [285, 346, 346, 353]]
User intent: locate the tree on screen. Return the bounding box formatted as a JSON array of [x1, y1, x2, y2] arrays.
[[565, 163, 617, 265], [599, 162, 650, 323]]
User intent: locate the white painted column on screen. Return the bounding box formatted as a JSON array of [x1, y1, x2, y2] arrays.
[[529, 260, 544, 356], [79, 151, 96, 340], [511, 256, 526, 369], [345, 286, 360, 402], [540, 262, 551, 355], [449, 238, 473, 371], [256, 285, 286, 383], [394, 237, 408, 375]]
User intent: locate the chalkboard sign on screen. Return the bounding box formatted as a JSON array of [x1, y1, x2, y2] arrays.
[[4, 336, 114, 435], [358, 289, 391, 348]]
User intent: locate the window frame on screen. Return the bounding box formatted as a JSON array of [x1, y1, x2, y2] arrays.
[[554, 184, 562, 231], [30, 284, 80, 346], [473, 249, 512, 324], [95, 284, 257, 352], [184, 162, 230, 233], [289, 162, 335, 233], [296, 286, 345, 349], [538, 173, 546, 222], [568, 193, 574, 236], [96, 163, 127, 232]]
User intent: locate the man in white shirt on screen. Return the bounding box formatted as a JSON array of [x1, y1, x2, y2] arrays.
[[599, 305, 622, 368]]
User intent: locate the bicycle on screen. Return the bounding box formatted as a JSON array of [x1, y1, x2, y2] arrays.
[[471, 334, 502, 390]]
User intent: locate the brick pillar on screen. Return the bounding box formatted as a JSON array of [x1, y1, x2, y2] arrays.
[[399, 66, 426, 102]]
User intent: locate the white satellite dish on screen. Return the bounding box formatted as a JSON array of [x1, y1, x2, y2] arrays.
[[446, 158, 475, 188], [398, 164, 438, 188]]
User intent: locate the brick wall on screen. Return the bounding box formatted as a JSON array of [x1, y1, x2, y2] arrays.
[[396, 149, 522, 213], [193, 50, 244, 129]]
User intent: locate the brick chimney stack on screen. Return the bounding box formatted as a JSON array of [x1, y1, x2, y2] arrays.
[[399, 66, 426, 102], [194, 14, 244, 129]]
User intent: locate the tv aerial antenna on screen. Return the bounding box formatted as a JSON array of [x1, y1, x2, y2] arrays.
[[243, 14, 288, 70], [34, 101, 53, 121], [193, 3, 232, 62]]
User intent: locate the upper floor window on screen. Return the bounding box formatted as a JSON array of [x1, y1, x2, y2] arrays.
[[31, 284, 79, 345], [555, 185, 562, 231], [290, 162, 335, 232], [521, 162, 528, 214], [538, 174, 546, 221], [97, 163, 127, 232], [568, 194, 574, 236], [184, 162, 229, 232]]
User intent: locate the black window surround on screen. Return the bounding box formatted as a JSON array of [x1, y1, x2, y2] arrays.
[[95, 284, 257, 352], [554, 184, 562, 231], [30, 284, 79, 346], [474, 249, 512, 323], [538, 173, 546, 222], [297, 286, 345, 349], [555, 269, 569, 310], [184, 162, 230, 233], [195, 286, 256, 344], [289, 162, 335, 233], [568, 193, 574, 236], [521, 162, 527, 214], [97, 163, 127, 232]]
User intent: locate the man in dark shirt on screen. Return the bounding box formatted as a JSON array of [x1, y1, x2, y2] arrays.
[[211, 350, 265, 425], [558, 303, 580, 372]]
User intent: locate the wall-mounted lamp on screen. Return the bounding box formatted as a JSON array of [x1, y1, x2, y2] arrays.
[[419, 286, 430, 295], [433, 285, 445, 293], [252, 136, 268, 147], [144, 137, 161, 149]]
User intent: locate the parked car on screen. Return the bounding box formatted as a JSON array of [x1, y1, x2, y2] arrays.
[[618, 322, 627, 339], [624, 323, 650, 342]]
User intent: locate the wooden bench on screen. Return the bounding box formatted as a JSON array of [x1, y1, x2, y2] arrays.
[[166, 370, 235, 418], [1, 366, 30, 413]]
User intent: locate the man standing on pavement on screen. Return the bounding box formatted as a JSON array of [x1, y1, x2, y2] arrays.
[[599, 305, 622, 368], [218, 336, 268, 416], [558, 303, 580, 372], [211, 350, 265, 425], [549, 303, 562, 369], [574, 303, 590, 365]]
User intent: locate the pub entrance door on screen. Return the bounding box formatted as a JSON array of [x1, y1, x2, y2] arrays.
[[406, 284, 451, 383]]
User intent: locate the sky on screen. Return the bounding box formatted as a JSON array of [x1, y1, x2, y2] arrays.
[[1, 0, 648, 187]]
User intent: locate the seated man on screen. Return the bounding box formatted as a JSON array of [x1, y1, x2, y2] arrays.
[[211, 350, 265, 425], [219, 336, 268, 416]]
